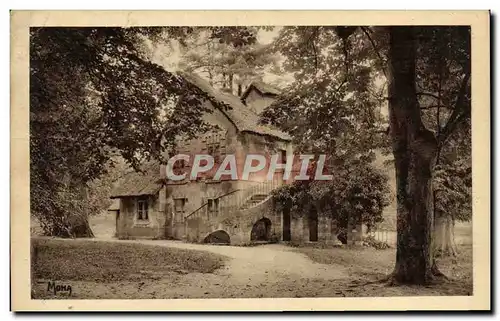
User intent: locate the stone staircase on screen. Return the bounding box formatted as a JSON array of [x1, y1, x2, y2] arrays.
[[239, 194, 269, 210], [183, 180, 284, 244], [185, 180, 281, 223]]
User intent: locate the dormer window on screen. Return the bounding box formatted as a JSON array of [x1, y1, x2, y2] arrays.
[[240, 82, 280, 115], [203, 131, 226, 164]]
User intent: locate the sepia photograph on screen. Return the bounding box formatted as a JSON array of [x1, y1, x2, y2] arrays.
[[10, 10, 490, 311]]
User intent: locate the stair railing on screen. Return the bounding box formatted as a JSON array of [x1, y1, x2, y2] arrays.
[[236, 179, 282, 210], [184, 178, 285, 222], [185, 188, 240, 221]]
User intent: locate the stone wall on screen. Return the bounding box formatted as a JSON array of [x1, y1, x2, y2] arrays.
[[286, 213, 337, 243], [116, 191, 365, 244], [116, 195, 166, 239], [184, 196, 281, 245], [182, 197, 354, 246], [284, 210, 365, 245]]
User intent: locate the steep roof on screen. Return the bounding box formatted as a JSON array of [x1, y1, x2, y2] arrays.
[[240, 80, 281, 101], [179, 72, 291, 141], [110, 161, 163, 199]]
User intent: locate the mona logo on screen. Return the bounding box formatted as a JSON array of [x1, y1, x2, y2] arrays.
[[47, 281, 72, 296]]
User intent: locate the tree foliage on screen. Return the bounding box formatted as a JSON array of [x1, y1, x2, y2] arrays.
[[261, 27, 388, 158], [433, 120, 472, 222], [271, 160, 391, 231], [414, 26, 472, 224], [30, 27, 227, 236], [263, 26, 471, 282], [177, 26, 281, 95], [263, 27, 391, 231]]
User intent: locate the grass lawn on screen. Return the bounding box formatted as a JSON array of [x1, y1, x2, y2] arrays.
[[31, 238, 228, 299], [32, 238, 227, 282]]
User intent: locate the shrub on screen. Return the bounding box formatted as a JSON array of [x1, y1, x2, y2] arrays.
[[271, 161, 392, 231]]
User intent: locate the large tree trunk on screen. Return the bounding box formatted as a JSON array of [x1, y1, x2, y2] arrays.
[[388, 27, 440, 285], [48, 214, 94, 238], [434, 211, 458, 256], [70, 216, 95, 238]]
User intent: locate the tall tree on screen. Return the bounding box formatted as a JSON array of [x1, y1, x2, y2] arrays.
[[263, 25, 470, 284], [30, 27, 218, 236], [432, 128, 471, 256], [415, 26, 472, 256], [387, 27, 439, 284]]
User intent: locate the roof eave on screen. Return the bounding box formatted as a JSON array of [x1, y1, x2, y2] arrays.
[[110, 186, 162, 199], [240, 129, 292, 142], [241, 85, 278, 102], [241, 82, 281, 102], [110, 193, 157, 199]]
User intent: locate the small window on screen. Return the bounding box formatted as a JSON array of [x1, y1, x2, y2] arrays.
[[174, 198, 187, 223], [207, 198, 220, 217], [174, 198, 187, 213], [207, 199, 213, 213], [137, 199, 149, 220]]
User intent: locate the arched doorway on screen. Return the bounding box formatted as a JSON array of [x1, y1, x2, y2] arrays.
[[250, 217, 272, 241], [203, 230, 230, 244]]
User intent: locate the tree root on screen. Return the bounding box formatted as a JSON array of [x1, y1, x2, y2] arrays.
[[384, 266, 449, 286], [431, 264, 449, 280], [385, 273, 402, 286]]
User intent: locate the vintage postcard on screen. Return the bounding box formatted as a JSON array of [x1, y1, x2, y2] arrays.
[[11, 10, 490, 311]]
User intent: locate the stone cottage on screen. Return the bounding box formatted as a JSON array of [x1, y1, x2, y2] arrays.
[[110, 73, 296, 244], [109, 73, 371, 245]]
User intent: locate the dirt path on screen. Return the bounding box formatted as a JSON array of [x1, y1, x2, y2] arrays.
[[75, 238, 350, 299], [131, 239, 348, 281]]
